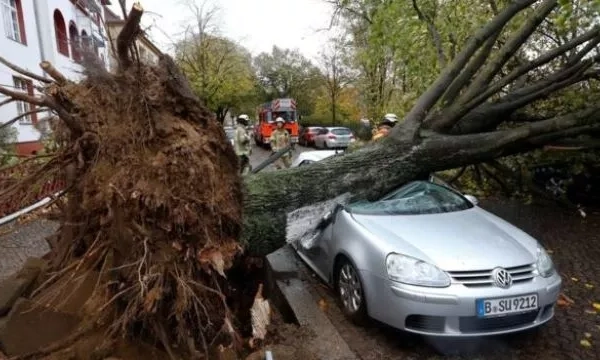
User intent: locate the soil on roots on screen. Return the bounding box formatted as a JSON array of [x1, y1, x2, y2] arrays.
[[24, 60, 245, 357]]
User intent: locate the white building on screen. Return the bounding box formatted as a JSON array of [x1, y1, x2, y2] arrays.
[[0, 0, 111, 155]]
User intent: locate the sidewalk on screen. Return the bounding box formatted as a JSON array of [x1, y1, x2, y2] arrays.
[[0, 219, 57, 282]]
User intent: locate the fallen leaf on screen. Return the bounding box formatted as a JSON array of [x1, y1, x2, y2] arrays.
[[585, 310, 597, 315], [547, 249, 554, 254], [581, 339, 592, 348], [318, 298, 328, 312], [586, 284, 595, 289], [559, 293, 575, 305], [593, 303, 600, 311], [585, 332, 592, 338], [572, 277, 580, 282]]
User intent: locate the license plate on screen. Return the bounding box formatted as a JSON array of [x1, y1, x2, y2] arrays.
[[476, 294, 538, 318]]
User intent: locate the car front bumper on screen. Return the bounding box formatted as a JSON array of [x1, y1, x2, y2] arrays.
[[359, 269, 562, 337]]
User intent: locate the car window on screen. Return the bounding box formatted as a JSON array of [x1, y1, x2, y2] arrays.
[[347, 181, 473, 215], [331, 128, 352, 135]]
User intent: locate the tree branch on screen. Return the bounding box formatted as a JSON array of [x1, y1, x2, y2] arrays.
[[117, 2, 144, 70], [0, 86, 45, 106], [457, 27, 600, 113], [391, 0, 538, 141], [459, 0, 557, 104], [0, 108, 50, 130], [436, 55, 596, 134], [40, 61, 67, 85], [0, 56, 51, 84], [440, 30, 501, 107], [0, 97, 15, 108], [412, 0, 447, 69]]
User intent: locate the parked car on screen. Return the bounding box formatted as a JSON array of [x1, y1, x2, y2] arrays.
[[292, 178, 561, 336], [299, 126, 323, 147], [313, 127, 355, 149], [291, 149, 344, 167]]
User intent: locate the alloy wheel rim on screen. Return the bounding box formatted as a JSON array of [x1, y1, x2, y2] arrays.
[[338, 263, 362, 313]]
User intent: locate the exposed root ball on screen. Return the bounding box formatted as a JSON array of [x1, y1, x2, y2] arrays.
[[33, 59, 244, 355]]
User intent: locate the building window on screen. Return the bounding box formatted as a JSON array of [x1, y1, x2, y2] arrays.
[[53, 10, 69, 56], [69, 22, 81, 62], [13, 76, 37, 125], [81, 29, 91, 52], [1, 0, 26, 44]]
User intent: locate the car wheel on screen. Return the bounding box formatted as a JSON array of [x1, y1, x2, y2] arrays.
[[323, 141, 329, 149], [336, 259, 368, 325]]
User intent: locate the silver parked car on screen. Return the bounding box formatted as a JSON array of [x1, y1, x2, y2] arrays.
[[292, 179, 561, 336], [313, 127, 355, 149]]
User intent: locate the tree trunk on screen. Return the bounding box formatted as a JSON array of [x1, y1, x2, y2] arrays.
[[241, 105, 600, 256]]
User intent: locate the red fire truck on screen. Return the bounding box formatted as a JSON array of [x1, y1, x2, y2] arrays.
[[254, 98, 299, 147]]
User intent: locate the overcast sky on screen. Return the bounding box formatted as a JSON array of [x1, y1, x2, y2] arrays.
[[109, 0, 336, 61]]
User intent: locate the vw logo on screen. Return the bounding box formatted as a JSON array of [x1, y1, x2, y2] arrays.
[[492, 267, 513, 289]]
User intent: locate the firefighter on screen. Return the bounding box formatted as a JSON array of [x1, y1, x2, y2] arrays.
[[372, 113, 398, 141], [234, 114, 252, 174], [270, 117, 292, 169]]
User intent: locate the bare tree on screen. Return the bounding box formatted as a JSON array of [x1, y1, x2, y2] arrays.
[[320, 36, 355, 125]]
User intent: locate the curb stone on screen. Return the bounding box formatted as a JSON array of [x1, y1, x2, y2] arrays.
[[266, 245, 358, 360]]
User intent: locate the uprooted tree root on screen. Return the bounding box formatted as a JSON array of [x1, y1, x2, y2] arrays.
[[0, 4, 249, 359]]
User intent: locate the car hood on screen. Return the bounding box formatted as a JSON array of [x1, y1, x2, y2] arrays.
[[349, 207, 539, 271]]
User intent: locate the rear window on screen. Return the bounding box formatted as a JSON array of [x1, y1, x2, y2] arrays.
[[331, 128, 352, 135]]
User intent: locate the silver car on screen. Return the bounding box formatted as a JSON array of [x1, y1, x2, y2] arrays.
[[292, 179, 561, 336], [314, 127, 355, 149]]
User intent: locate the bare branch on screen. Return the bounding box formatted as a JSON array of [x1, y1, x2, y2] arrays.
[[463, 27, 600, 111], [0, 56, 51, 84], [0, 97, 16, 108], [412, 0, 447, 69], [0, 108, 50, 130], [428, 105, 600, 160], [117, 2, 144, 70], [0, 86, 45, 106], [40, 61, 68, 85], [391, 0, 538, 141], [444, 59, 595, 134], [459, 0, 558, 103], [441, 30, 502, 106]]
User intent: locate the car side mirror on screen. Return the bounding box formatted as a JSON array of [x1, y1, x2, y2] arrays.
[[464, 194, 479, 205]]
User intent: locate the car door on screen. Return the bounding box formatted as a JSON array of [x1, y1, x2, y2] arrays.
[[314, 129, 324, 148]]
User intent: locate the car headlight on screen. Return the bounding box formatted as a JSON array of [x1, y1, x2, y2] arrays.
[[385, 253, 450, 287], [536, 246, 555, 278]]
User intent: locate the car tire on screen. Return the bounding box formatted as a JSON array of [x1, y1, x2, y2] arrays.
[[335, 258, 368, 326], [323, 141, 328, 149]]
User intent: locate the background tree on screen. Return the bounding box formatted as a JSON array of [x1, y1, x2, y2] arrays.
[[175, 1, 256, 123], [253, 46, 324, 118], [319, 36, 355, 125], [0, 124, 17, 166]]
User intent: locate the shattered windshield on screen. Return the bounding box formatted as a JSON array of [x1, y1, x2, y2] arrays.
[[347, 181, 473, 215]]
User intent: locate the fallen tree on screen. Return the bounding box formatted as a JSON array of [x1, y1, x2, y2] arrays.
[[0, 0, 599, 358]]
